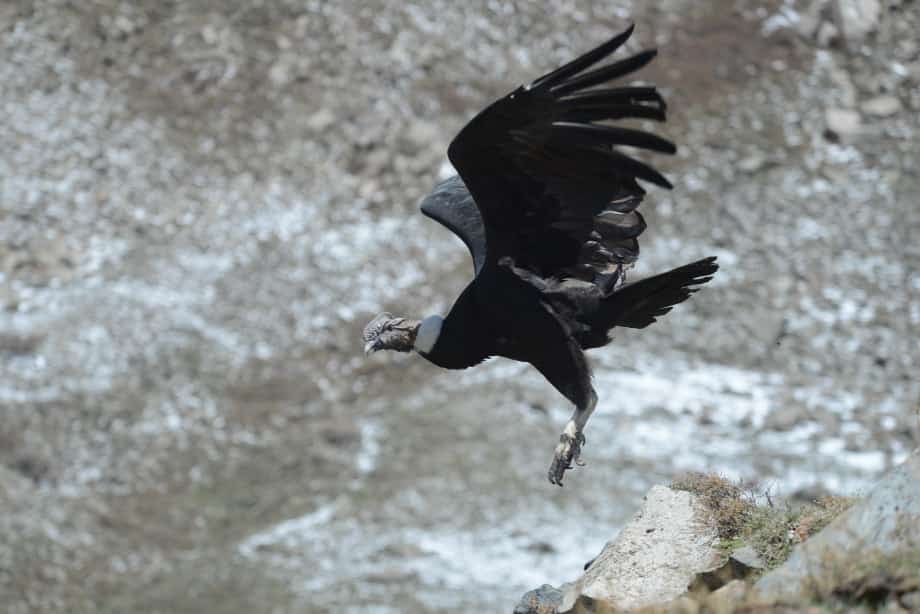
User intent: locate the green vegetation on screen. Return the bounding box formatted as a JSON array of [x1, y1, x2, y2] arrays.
[[744, 495, 858, 569], [670, 473, 857, 570]]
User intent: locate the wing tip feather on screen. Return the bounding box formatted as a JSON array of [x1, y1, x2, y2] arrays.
[[532, 23, 637, 91]]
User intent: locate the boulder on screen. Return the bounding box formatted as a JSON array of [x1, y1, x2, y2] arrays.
[[558, 485, 722, 611], [514, 584, 568, 614], [306, 108, 336, 132], [861, 95, 902, 117], [833, 0, 881, 45], [824, 108, 862, 139], [755, 449, 920, 599], [727, 546, 765, 572]]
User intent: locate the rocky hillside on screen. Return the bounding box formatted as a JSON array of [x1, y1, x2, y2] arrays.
[[1, 0, 918, 612]]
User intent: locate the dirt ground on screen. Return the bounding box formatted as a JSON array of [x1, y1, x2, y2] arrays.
[[1, 1, 918, 612]]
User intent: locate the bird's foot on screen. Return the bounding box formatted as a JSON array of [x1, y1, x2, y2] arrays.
[[548, 422, 586, 486]]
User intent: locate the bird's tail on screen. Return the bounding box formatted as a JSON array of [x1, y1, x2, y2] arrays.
[[590, 257, 718, 330]]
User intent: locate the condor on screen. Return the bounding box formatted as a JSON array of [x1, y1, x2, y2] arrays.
[[363, 25, 717, 486]]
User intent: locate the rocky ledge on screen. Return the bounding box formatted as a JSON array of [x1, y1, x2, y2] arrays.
[[517, 449, 920, 613]]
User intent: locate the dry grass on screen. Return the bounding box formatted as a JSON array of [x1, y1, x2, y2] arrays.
[[791, 496, 859, 543], [670, 472, 756, 541], [745, 495, 858, 570], [671, 473, 857, 570]]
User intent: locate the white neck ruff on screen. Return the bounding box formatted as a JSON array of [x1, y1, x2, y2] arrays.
[[414, 315, 443, 354]]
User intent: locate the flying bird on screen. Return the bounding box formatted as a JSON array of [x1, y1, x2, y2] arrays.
[[363, 25, 717, 486]]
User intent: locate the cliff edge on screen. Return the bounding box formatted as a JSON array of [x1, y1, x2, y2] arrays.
[[518, 450, 920, 613]]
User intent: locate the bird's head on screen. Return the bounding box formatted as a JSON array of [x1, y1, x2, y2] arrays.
[[362, 313, 421, 355]]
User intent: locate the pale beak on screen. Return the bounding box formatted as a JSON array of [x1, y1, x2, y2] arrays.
[[364, 340, 379, 355]]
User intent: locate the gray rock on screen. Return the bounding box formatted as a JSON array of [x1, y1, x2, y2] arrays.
[[834, 0, 881, 44], [560, 486, 721, 611], [755, 449, 920, 599], [861, 95, 902, 117], [763, 406, 805, 431], [730, 545, 766, 570], [306, 108, 336, 132], [828, 65, 858, 107], [514, 583, 567, 614], [0, 315, 45, 355], [737, 153, 768, 174], [794, 0, 826, 39], [796, 0, 842, 47], [901, 591, 920, 611], [825, 107, 863, 137], [816, 21, 840, 47]]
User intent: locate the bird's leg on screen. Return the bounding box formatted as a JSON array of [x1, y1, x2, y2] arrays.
[[548, 390, 597, 486], [548, 421, 585, 486]]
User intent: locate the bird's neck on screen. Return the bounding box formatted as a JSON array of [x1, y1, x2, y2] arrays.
[[414, 315, 444, 354]]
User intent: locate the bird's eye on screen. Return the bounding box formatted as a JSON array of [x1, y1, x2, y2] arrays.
[[363, 313, 395, 342]]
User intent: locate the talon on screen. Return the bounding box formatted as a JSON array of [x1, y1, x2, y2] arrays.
[[547, 429, 586, 486]]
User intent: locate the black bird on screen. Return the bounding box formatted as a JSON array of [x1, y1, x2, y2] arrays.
[[363, 25, 718, 485]]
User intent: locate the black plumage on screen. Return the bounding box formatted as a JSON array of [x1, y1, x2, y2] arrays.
[[365, 25, 718, 485]]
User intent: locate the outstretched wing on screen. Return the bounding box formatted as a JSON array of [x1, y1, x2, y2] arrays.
[[419, 175, 487, 276], [447, 25, 672, 287]]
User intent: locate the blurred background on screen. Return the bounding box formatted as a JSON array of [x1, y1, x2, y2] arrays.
[[0, 1, 917, 612]]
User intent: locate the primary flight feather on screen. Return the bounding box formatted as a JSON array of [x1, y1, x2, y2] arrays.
[[363, 25, 718, 485]]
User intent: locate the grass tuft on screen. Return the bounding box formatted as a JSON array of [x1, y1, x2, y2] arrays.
[[670, 472, 755, 541], [671, 473, 858, 570]]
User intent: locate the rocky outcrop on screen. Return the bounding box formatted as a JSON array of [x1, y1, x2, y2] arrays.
[[570, 486, 722, 610], [518, 451, 920, 613], [514, 485, 723, 613], [754, 449, 920, 601]]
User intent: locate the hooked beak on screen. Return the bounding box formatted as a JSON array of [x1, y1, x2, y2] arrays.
[[364, 340, 379, 355]]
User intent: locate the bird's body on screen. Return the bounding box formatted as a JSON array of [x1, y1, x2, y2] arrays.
[[363, 25, 718, 485]]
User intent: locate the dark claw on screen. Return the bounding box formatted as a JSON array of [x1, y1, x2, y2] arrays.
[[547, 431, 585, 486]]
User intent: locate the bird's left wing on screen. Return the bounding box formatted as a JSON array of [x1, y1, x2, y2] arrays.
[[447, 25, 674, 284], [419, 175, 487, 276]]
